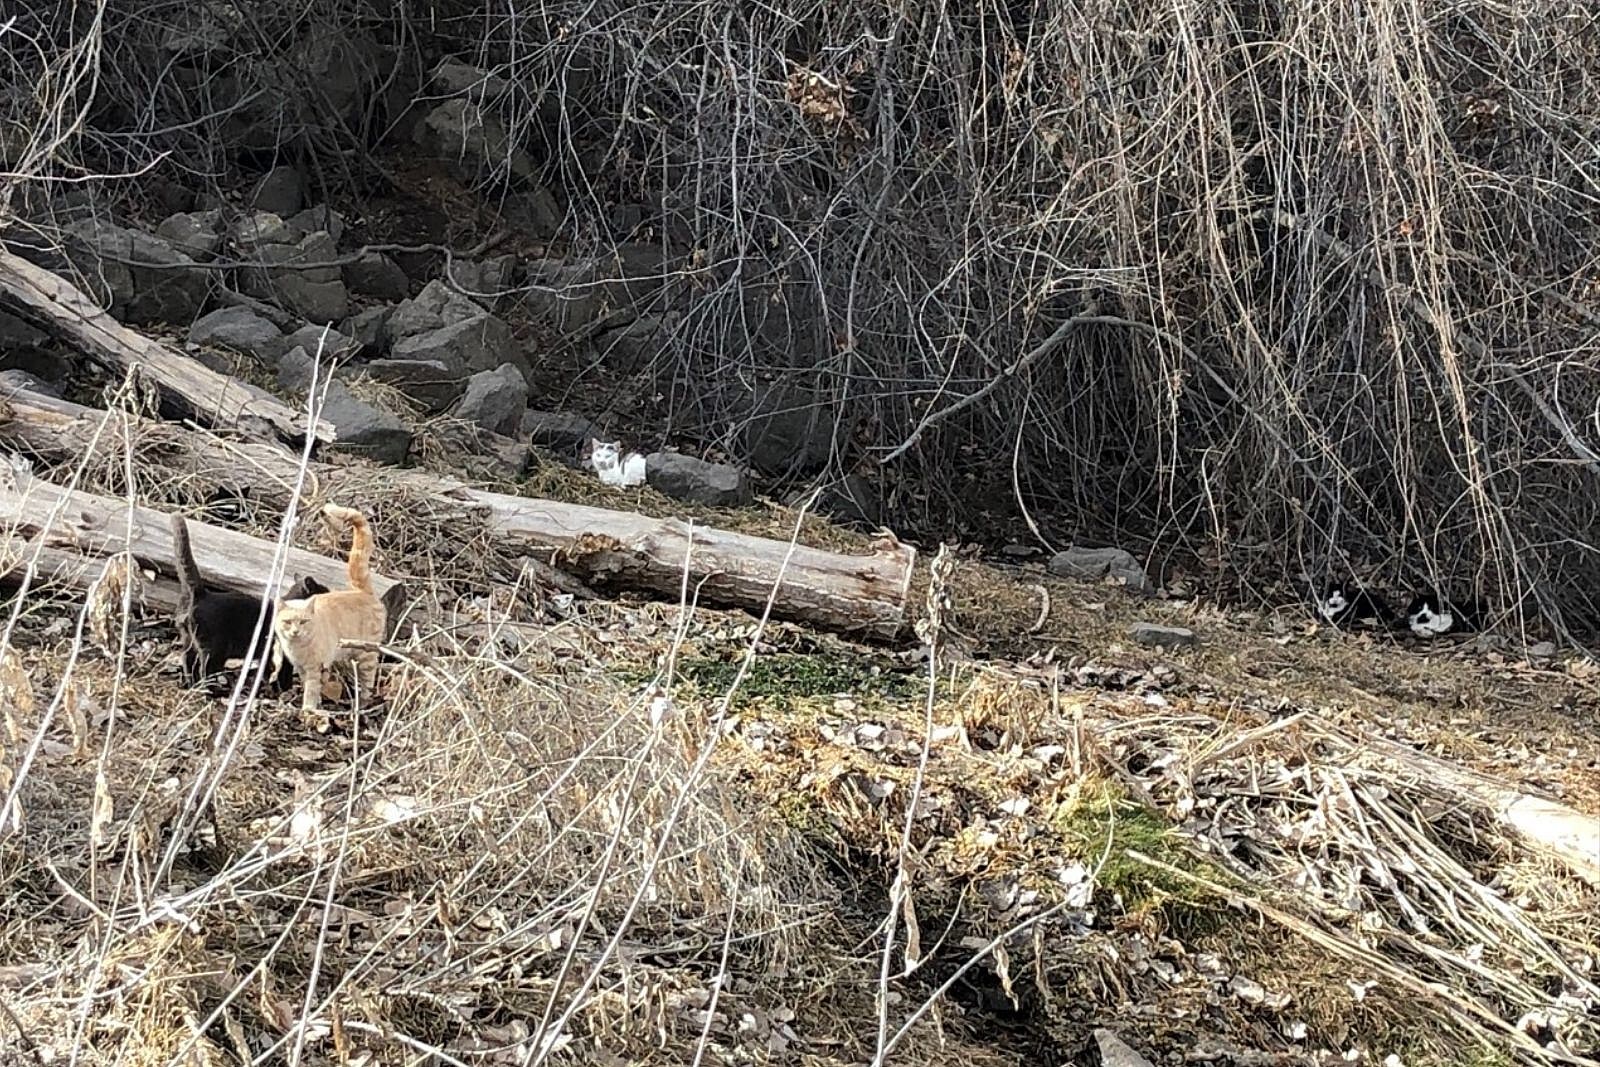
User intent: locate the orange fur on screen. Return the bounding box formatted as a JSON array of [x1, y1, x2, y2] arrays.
[[273, 504, 387, 722]]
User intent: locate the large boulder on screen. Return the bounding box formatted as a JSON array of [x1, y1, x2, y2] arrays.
[[238, 229, 349, 324], [62, 220, 211, 326], [362, 358, 466, 414], [645, 452, 752, 507], [343, 251, 409, 301], [746, 380, 832, 476], [155, 210, 224, 260], [1048, 546, 1150, 594], [522, 410, 602, 462], [447, 255, 518, 312], [413, 99, 535, 184], [248, 166, 304, 216], [188, 306, 284, 362], [390, 314, 525, 380], [343, 306, 394, 358], [453, 363, 528, 435], [383, 278, 488, 344], [318, 380, 412, 466]]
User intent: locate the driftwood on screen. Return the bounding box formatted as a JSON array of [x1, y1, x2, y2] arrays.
[[0, 472, 400, 610], [0, 248, 333, 446], [0, 389, 919, 640]]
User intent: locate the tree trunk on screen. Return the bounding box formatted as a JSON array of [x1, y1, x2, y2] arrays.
[[0, 249, 333, 446], [0, 389, 919, 640]]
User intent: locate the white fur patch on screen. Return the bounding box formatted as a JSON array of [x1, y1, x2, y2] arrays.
[[1408, 605, 1454, 637], [1318, 590, 1348, 621]]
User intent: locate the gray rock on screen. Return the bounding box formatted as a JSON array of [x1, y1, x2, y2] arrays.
[[275, 346, 317, 394], [343, 306, 394, 357], [285, 323, 359, 360], [448, 255, 518, 311], [453, 362, 528, 435], [431, 59, 512, 102], [384, 278, 487, 344], [1528, 640, 1558, 660], [0, 309, 51, 351], [1093, 1030, 1156, 1067], [319, 380, 412, 466], [231, 211, 295, 250], [287, 205, 345, 245], [390, 313, 523, 379], [747, 381, 831, 475], [502, 186, 563, 238], [522, 257, 616, 333], [188, 306, 284, 361], [155, 210, 223, 259], [0, 368, 61, 398], [413, 99, 535, 184], [363, 358, 466, 413], [594, 313, 672, 373], [343, 250, 409, 301], [62, 221, 211, 326], [239, 230, 349, 323], [249, 165, 304, 216], [645, 452, 752, 507], [521, 410, 601, 462], [1129, 623, 1197, 649], [1047, 545, 1151, 593]]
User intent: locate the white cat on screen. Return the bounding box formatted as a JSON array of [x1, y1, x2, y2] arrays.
[[588, 439, 647, 488]]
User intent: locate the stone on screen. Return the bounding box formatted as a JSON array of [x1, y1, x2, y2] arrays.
[[0, 368, 61, 398], [1129, 623, 1197, 649], [362, 358, 466, 414], [390, 314, 523, 379], [275, 346, 317, 394], [383, 278, 487, 344], [343, 306, 394, 357], [594, 314, 671, 373], [746, 380, 830, 475], [521, 410, 601, 463], [249, 165, 304, 216], [502, 185, 563, 238], [0, 309, 50, 351], [431, 59, 512, 102], [1047, 545, 1151, 594], [155, 210, 223, 259], [343, 250, 409, 301], [413, 99, 536, 184], [522, 257, 613, 332], [188, 306, 284, 362], [62, 221, 212, 326], [1528, 640, 1558, 661], [285, 323, 359, 360], [239, 230, 349, 324], [448, 255, 518, 311], [645, 452, 752, 507], [453, 362, 528, 435], [319, 380, 412, 466], [287, 205, 345, 245], [231, 211, 294, 249]]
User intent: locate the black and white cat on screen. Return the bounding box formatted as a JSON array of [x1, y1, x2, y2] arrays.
[[1316, 580, 1395, 629], [1403, 589, 1483, 638]]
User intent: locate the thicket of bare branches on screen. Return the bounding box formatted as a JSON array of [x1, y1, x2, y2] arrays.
[[6, 0, 1600, 635]]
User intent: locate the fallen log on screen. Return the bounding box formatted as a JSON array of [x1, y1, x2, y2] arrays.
[[0, 473, 400, 608], [0, 389, 918, 640], [0, 248, 333, 447]]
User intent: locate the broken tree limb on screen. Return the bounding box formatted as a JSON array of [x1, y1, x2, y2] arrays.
[[0, 473, 399, 609], [0, 389, 919, 640], [0, 248, 333, 447]]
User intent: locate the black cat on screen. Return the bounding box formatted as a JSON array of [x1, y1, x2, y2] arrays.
[[1404, 589, 1483, 637], [171, 514, 327, 691], [1316, 580, 1395, 629]]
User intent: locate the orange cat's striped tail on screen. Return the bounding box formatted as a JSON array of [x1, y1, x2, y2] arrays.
[[321, 504, 375, 593]]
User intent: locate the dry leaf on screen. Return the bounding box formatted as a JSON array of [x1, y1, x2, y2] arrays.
[[64, 682, 89, 758], [901, 882, 922, 974], [90, 771, 114, 850]]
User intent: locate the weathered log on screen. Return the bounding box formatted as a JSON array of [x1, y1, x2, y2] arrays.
[[0, 389, 919, 639], [0, 473, 399, 608], [0, 248, 333, 446]]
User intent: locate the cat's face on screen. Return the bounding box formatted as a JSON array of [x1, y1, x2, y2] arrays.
[[276, 600, 314, 642], [1317, 583, 1349, 621], [588, 439, 623, 470], [1406, 594, 1454, 636]]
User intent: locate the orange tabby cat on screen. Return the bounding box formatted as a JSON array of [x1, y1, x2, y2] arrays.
[[273, 504, 387, 721]]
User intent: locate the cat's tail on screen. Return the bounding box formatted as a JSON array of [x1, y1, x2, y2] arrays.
[[322, 504, 375, 593], [169, 513, 202, 610]]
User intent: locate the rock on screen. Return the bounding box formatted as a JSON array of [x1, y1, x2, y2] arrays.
[[453, 362, 528, 435], [155, 210, 223, 259], [285, 323, 359, 360], [0, 369, 61, 398], [521, 410, 601, 463], [343, 306, 394, 357], [431, 59, 512, 102], [249, 165, 304, 216], [231, 211, 295, 249], [287, 205, 345, 245], [1093, 1030, 1156, 1067], [343, 250, 409, 301], [188, 306, 284, 362], [645, 452, 752, 507], [62, 221, 211, 326], [594, 313, 672, 373], [523, 257, 616, 332], [502, 186, 563, 238], [448, 255, 518, 311], [0, 309, 50, 352], [1129, 623, 1197, 649], [747, 381, 831, 475], [319, 380, 412, 466], [384, 278, 488, 344], [413, 99, 535, 184], [1528, 640, 1558, 661], [1047, 545, 1151, 593], [239, 230, 349, 324], [390, 314, 524, 379], [275, 346, 317, 394], [362, 358, 466, 414]]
